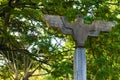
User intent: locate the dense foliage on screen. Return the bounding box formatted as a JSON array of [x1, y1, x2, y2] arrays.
[[0, 0, 120, 80]]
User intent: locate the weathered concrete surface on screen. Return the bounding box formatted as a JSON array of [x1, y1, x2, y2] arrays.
[[74, 48, 86, 80], [42, 15, 115, 47]]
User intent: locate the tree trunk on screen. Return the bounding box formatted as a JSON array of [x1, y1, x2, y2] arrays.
[[23, 72, 32, 80], [23, 77, 28, 80]]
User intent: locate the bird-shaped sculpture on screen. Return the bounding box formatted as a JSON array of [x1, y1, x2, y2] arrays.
[[42, 15, 115, 47]]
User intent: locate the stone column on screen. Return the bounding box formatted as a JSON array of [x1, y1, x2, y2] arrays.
[[74, 48, 86, 80], [42, 14, 115, 80]]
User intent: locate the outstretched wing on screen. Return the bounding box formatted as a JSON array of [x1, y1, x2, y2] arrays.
[[88, 20, 115, 37], [93, 20, 115, 32], [42, 15, 72, 34]]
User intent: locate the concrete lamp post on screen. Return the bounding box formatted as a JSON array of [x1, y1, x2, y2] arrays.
[[42, 15, 115, 80]]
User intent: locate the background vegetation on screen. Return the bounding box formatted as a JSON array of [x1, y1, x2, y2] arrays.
[[0, 0, 120, 80]]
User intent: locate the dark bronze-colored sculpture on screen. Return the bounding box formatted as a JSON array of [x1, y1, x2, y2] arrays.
[[42, 15, 115, 47]]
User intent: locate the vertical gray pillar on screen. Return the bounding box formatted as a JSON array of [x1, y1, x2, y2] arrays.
[[74, 48, 86, 80]]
